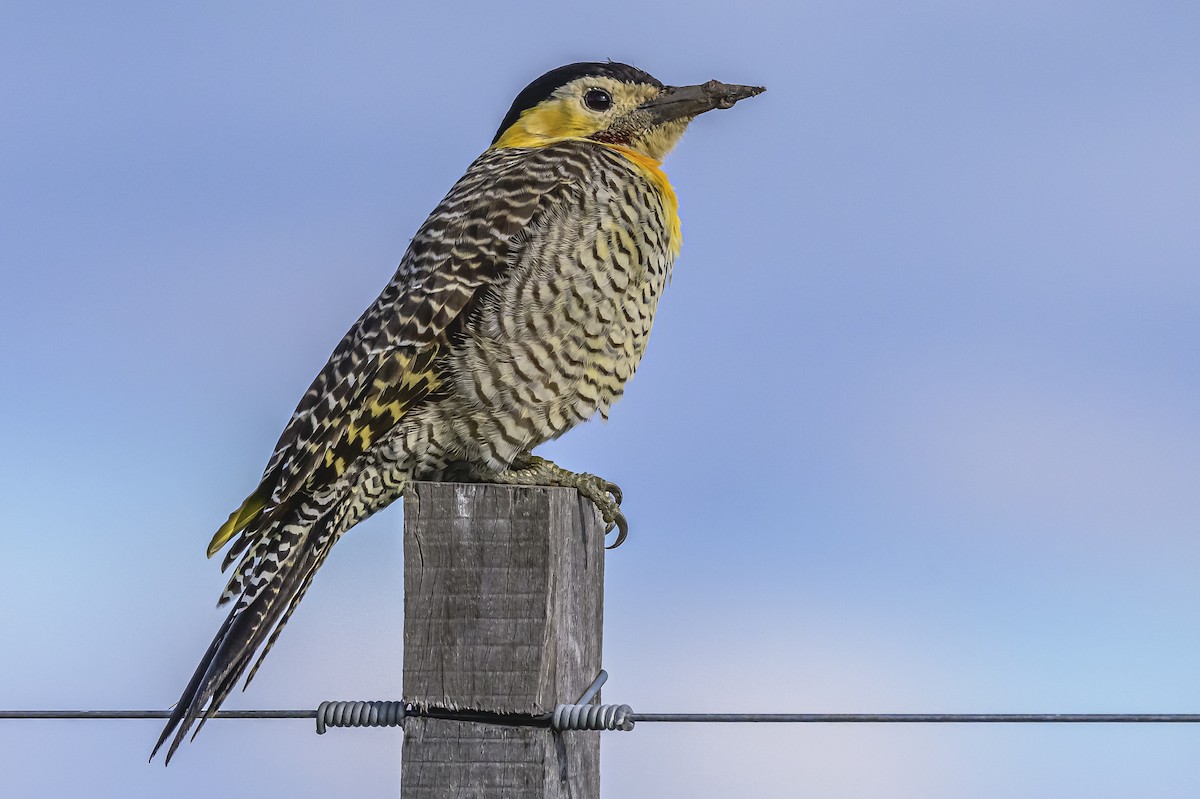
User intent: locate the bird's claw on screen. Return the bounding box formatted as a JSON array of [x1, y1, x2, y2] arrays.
[[574, 474, 629, 548], [605, 512, 629, 549]]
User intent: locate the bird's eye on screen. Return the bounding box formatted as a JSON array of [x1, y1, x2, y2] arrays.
[[583, 88, 612, 112]]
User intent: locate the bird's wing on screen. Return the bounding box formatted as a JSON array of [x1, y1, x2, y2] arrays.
[[153, 142, 609, 764], [206, 144, 601, 561]]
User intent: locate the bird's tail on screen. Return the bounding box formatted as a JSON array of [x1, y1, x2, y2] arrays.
[[151, 495, 341, 764]]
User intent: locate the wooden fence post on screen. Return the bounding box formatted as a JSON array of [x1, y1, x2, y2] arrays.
[[401, 482, 605, 798]]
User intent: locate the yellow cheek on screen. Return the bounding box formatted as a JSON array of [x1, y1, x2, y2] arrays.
[[493, 99, 596, 148]]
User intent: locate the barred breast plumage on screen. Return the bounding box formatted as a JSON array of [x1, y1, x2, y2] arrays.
[[415, 140, 674, 472]]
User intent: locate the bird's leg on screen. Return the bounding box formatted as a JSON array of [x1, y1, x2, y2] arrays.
[[445, 454, 628, 548]]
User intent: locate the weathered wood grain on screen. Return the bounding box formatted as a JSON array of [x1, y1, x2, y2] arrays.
[[401, 482, 605, 799]]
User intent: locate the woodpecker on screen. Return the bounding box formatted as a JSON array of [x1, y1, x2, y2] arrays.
[[153, 61, 763, 762]]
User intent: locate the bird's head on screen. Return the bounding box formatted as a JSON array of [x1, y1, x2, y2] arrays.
[[491, 62, 764, 161]]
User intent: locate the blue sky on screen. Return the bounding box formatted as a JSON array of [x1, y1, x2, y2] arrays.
[[3, 1, 1199, 796]]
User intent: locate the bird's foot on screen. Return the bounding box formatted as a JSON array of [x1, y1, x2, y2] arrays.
[[446, 455, 628, 548]]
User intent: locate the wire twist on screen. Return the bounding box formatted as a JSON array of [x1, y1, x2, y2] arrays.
[[551, 702, 635, 731], [315, 700, 406, 734]]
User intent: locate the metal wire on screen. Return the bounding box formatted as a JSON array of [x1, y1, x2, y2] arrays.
[[552, 703, 635, 731], [7, 710, 1200, 725], [628, 713, 1200, 723], [315, 701, 406, 734], [549, 670, 635, 730], [574, 670, 609, 707], [0, 710, 313, 720]]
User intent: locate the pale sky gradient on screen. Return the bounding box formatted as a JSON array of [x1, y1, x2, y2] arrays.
[[3, 1, 1200, 797]]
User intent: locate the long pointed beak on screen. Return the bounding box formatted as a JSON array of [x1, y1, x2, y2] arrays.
[[637, 80, 765, 124]]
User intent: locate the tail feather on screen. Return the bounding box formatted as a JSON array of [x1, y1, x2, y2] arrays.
[[207, 487, 270, 559], [219, 529, 255, 573], [152, 504, 333, 764], [155, 470, 404, 763], [150, 610, 238, 762], [244, 533, 332, 688], [219, 499, 294, 575], [186, 647, 253, 746], [243, 497, 360, 687], [217, 523, 278, 608]]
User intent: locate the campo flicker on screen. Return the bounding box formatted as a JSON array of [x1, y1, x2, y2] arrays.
[[154, 61, 763, 762]]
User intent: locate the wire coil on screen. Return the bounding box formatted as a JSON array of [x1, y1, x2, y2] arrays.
[[315, 700, 406, 734], [551, 702, 635, 731]]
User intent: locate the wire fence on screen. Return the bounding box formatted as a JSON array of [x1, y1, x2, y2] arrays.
[[9, 669, 1200, 731], [7, 709, 1200, 728]]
